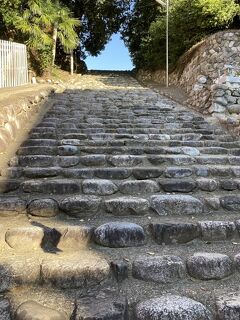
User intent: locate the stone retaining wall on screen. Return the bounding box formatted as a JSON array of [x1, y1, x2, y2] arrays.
[[136, 30, 240, 132], [209, 77, 240, 134], [0, 86, 55, 155]]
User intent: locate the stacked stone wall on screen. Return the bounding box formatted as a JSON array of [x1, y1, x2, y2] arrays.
[[136, 30, 240, 133], [0, 87, 54, 154]]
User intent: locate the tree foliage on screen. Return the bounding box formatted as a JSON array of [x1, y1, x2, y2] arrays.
[[56, 0, 131, 71], [123, 0, 240, 70], [0, 0, 80, 72], [1, 0, 238, 74], [122, 0, 160, 68], [61, 0, 130, 58], [0, 0, 130, 73]]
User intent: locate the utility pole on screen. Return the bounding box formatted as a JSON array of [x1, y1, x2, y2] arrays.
[[155, 0, 169, 87]]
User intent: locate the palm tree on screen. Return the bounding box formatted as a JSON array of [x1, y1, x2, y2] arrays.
[[51, 1, 80, 66], [14, 0, 53, 49], [14, 0, 80, 68]]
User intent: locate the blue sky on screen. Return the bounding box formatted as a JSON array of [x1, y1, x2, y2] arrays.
[[85, 33, 134, 71]]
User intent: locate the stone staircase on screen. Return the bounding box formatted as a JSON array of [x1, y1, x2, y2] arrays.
[[1, 73, 240, 319]]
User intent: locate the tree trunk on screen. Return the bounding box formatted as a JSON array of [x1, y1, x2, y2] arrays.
[[52, 23, 58, 66], [70, 51, 74, 75]]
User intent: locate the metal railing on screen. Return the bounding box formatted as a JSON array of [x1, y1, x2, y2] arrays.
[[0, 40, 28, 88]]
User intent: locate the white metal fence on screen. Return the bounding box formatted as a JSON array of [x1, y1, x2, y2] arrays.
[[0, 40, 28, 88]]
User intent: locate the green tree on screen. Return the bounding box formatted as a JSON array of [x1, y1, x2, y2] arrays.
[[50, 1, 80, 66], [0, 0, 23, 40], [0, 0, 131, 73], [122, 0, 160, 68], [14, 0, 80, 66], [61, 0, 131, 58], [124, 0, 240, 70], [0, 0, 80, 72]]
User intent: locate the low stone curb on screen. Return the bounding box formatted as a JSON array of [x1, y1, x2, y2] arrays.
[[0, 86, 56, 154]]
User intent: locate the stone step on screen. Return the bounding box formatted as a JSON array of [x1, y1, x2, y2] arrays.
[[39, 114, 216, 122], [1, 193, 240, 217], [39, 118, 210, 125], [3, 177, 240, 195], [13, 154, 240, 169], [2, 219, 240, 249], [16, 145, 240, 156], [19, 138, 240, 148], [41, 113, 206, 119], [5, 165, 240, 180], [2, 224, 240, 319], [0, 235, 239, 287], [2, 73, 240, 319], [27, 132, 235, 142], [30, 127, 220, 135], [0, 251, 110, 292], [5, 287, 240, 319], [73, 127, 218, 134]]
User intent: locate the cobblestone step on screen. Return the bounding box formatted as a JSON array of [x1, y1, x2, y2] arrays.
[[19, 138, 240, 148], [1, 189, 240, 216], [16, 146, 240, 156], [1, 220, 240, 249], [1, 73, 240, 319], [12, 155, 240, 169], [4, 165, 240, 180], [2, 177, 240, 195]]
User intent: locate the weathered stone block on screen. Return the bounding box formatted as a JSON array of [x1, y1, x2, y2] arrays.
[[133, 167, 163, 179], [94, 222, 145, 247], [0, 298, 11, 320], [150, 223, 199, 244], [220, 196, 240, 211], [105, 197, 150, 215], [0, 197, 26, 214], [27, 199, 59, 217], [60, 196, 102, 217], [132, 255, 186, 283], [165, 167, 193, 178], [199, 221, 236, 241], [72, 296, 128, 320], [57, 156, 80, 168], [58, 145, 78, 156], [82, 179, 118, 195], [111, 260, 129, 282], [58, 226, 93, 249], [197, 178, 218, 191], [227, 104, 240, 114], [150, 195, 204, 215], [187, 252, 233, 280], [119, 180, 159, 195], [216, 292, 240, 320], [15, 301, 67, 320], [42, 254, 110, 288], [135, 295, 213, 320], [95, 168, 132, 179], [108, 155, 143, 167], [160, 179, 196, 193], [5, 227, 44, 249], [80, 155, 106, 166], [22, 180, 80, 194]]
